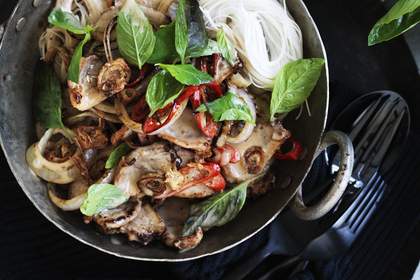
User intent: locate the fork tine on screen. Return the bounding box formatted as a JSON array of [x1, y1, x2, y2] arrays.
[[349, 178, 384, 231], [360, 100, 403, 164], [348, 98, 383, 141], [369, 102, 406, 168], [351, 180, 386, 234], [342, 173, 380, 225], [353, 97, 397, 164]]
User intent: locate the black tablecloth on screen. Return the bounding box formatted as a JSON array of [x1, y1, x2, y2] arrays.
[[0, 0, 419, 279]]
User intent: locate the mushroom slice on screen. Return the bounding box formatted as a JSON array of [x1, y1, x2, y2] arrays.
[[157, 198, 204, 250], [120, 203, 165, 245], [93, 198, 142, 234], [26, 129, 80, 184], [174, 227, 203, 251], [156, 198, 190, 247], [97, 58, 131, 94], [222, 122, 290, 183], [159, 108, 212, 154], [68, 56, 108, 111], [113, 143, 174, 197], [75, 125, 109, 150]]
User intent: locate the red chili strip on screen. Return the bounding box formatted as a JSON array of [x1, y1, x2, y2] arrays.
[[275, 139, 304, 161], [143, 86, 200, 134]]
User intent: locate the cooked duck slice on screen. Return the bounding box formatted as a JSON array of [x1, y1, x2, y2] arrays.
[[159, 108, 212, 154], [120, 203, 165, 245], [93, 198, 142, 234], [222, 122, 290, 183]]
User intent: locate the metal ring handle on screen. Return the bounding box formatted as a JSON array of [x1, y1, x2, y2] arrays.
[[290, 130, 354, 220]]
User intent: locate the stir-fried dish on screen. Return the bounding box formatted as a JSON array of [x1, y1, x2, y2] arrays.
[[27, 0, 324, 251]]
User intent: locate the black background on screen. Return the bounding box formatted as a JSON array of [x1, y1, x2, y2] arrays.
[[0, 0, 419, 279]]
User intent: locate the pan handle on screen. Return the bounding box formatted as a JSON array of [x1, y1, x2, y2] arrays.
[[290, 131, 354, 220]]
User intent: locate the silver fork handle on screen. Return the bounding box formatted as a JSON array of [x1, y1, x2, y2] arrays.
[[290, 131, 354, 220]]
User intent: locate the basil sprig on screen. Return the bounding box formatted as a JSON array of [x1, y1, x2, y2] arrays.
[[368, 0, 420, 46], [270, 58, 325, 121], [148, 23, 178, 64], [188, 39, 220, 58], [117, 0, 156, 68], [105, 143, 132, 169], [67, 32, 91, 83], [175, 0, 188, 63], [34, 63, 65, 129], [157, 63, 213, 85], [48, 9, 93, 83], [196, 92, 255, 124], [182, 176, 262, 236], [146, 71, 185, 116], [80, 184, 129, 216], [48, 9, 93, 35], [185, 0, 209, 56], [217, 29, 237, 65]]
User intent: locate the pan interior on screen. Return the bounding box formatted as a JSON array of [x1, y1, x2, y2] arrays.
[[0, 0, 328, 261]]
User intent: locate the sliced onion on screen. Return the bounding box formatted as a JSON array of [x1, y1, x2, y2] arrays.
[[90, 107, 122, 123], [48, 188, 87, 211], [226, 87, 256, 144], [65, 112, 99, 126], [95, 101, 117, 114], [114, 98, 144, 133], [147, 99, 188, 136], [26, 129, 80, 184]]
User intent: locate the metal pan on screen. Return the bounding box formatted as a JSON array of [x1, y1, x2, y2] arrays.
[[0, 0, 353, 261]]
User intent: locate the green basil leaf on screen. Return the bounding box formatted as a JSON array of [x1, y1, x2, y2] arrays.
[[34, 63, 64, 129], [147, 23, 178, 64], [157, 63, 213, 85], [105, 143, 132, 169], [146, 71, 185, 116], [116, 0, 156, 68], [67, 32, 91, 83], [80, 183, 129, 216], [217, 29, 236, 65], [368, 0, 420, 46], [270, 58, 325, 121], [182, 176, 262, 236], [175, 0, 188, 63], [187, 39, 220, 58], [48, 9, 93, 35], [185, 0, 209, 55], [196, 92, 255, 124]]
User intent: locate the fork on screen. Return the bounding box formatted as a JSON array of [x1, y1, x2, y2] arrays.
[[224, 91, 410, 280], [300, 91, 410, 260]]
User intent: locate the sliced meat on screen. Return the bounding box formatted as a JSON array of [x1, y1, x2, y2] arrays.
[[222, 122, 290, 183], [159, 108, 212, 154], [120, 203, 165, 245]]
